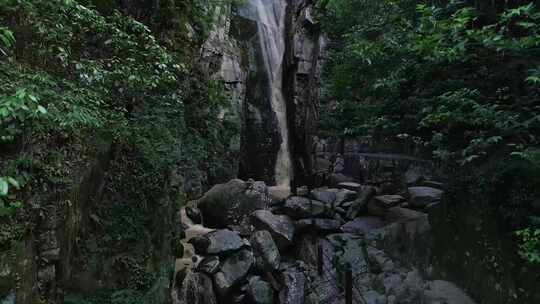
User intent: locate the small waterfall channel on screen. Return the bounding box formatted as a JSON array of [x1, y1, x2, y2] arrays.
[[238, 0, 293, 189]]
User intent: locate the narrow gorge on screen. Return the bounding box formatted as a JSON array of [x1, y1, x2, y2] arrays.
[[1, 1, 539, 304]]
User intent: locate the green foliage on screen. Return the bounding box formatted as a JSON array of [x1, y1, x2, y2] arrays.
[[0, 0, 238, 296], [0, 89, 47, 142], [0, 0, 237, 182], [516, 225, 540, 264], [320, 0, 540, 264], [320, 0, 540, 164], [0, 176, 21, 217], [0, 26, 14, 55]]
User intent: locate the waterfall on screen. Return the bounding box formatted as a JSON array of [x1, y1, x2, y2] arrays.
[[239, 0, 293, 188]]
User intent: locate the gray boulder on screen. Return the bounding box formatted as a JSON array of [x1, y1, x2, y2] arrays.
[[250, 230, 280, 271], [309, 188, 337, 204], [282, 196, 329, 219], [296, 218, 342, 232], [408, 187, 443, 208], [197, 179, 271, 228], [189, 229, 244, 255], [247, 276, 274, 304], [251, 210, 295, 250], [213, 249, 255, 297]]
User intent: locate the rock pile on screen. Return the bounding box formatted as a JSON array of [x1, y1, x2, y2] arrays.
[[172, 178, 475, 304]]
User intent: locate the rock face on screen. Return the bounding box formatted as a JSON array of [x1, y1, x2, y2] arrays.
[[251, 210, 295, 249]]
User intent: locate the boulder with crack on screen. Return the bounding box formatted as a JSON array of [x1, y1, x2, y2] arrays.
[[213, 249, 255, 297], [251, 210, 295, 250], [250, 230, 281, 271]]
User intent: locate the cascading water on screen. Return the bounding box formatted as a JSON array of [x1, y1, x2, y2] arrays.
[[239, 0, 293, 188]]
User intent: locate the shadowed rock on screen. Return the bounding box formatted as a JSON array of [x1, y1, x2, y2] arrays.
[[408, 186, 443, 208], [247, 276, 274, 304], [250, 230, 281, 271], [213, 249, 255, 297], [373, 195, 405, 208], [424, 280, 477, 304], [251, 210, 295, 249], [342, 217, 384, 235], [196, 256, 220, 275], [347, 186, 377, 219], [309, 188, 337, 204], [189, 229, 244, 255], [197, 179, 271, 228], [279, 265, 306, 304], [296, 218, 342, 232], [337, 182, 363, 192]]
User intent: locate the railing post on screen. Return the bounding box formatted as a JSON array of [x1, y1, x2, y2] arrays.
[[345, 263, 353, 304]]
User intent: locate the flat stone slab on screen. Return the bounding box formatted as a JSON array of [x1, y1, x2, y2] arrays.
[[189, 229, 244, 255], [338, 182, 363, 192]]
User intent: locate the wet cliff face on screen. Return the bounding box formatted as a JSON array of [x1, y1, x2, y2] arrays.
[[202, 0, 326, 186], [284, 0, 327, 187]]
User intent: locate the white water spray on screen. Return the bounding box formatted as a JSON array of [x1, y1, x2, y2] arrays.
[[239, 0, 293, 188]]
